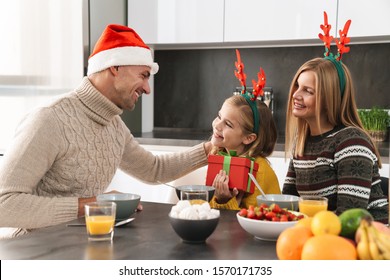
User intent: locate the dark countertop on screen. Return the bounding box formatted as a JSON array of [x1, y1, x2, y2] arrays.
[[0, 202, 278, 260]]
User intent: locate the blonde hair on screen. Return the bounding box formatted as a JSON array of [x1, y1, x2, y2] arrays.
[[285, 57, 381, 167], [211, 95, 277, 158]]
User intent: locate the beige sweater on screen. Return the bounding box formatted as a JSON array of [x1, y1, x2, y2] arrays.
[[0, 77, 207, 237]]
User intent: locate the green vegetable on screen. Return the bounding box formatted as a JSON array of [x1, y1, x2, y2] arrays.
[[358, 107, 390, 131]]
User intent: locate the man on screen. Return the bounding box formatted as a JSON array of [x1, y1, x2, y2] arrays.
[[0, 24, 211, 238]]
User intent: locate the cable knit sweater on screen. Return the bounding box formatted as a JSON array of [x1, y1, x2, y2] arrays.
[[282, 126, 388, 222], [0, 77, 208, 237]]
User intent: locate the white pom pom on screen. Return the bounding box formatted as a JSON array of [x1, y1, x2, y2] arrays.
[[200, 202, 211, 211]]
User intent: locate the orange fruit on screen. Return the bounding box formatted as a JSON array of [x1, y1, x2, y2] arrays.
[[295, 217, 313, 231], [276, 226, 313, 260], [301, 234, 357, 260], [311, 210, 341, 236]]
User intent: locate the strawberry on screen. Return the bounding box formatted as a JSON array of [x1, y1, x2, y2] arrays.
[[259, 203, 269, 211], [280, 214, 288, 222], [265, 211, 276, 221], [270, 203, 282, 214], [247, 210, 255, 219], [255, 211, 265, 220], [238, 208, 248, 217], [272, 216, 280, 222]]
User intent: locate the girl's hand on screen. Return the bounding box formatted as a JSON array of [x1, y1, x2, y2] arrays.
[[212, 170, 239, 204]]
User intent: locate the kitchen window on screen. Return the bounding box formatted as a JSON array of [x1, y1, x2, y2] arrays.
[[0, 0, 84, 151]]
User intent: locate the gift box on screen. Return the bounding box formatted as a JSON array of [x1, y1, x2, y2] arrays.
[[205, 154, 258, 194]]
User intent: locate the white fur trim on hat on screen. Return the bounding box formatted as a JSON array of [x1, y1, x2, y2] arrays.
[[87, 46, 159, 75]]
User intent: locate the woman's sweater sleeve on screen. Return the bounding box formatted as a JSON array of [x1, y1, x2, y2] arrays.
[[282, 159, 299, 196], [333, 130, 381, 215]]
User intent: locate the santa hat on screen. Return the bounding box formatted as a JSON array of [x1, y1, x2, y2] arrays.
[[87, 24, 159, 75]]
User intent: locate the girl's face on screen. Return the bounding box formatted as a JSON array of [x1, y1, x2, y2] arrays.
[[291, 70, 318, 124], [211, 101, 253, 154]]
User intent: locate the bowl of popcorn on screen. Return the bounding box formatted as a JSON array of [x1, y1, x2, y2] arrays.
[[169, 200, 220, 243]]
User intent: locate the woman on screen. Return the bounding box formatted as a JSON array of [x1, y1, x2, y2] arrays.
[[282, 57, 388, 222]]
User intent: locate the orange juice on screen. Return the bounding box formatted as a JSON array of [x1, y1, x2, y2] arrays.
[[298, 197, 328, 217], [86, 216, 115, 235]]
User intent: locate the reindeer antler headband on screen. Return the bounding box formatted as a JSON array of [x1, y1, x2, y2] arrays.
[[319, 11, 351, 97], [234, 49, 266, 134]]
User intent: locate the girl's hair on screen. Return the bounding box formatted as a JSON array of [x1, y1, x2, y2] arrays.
[[285, 57, 381, 166], [212, 94, 277, 158]]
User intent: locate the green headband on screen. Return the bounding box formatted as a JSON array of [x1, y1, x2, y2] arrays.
[[241, 90, 260, 134], [324, 55, 346, 97], [234, 49, 266, 135], [318, 11, 351, 99]]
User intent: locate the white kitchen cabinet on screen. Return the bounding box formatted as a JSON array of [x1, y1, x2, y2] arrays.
[[224, 0, 337, 42], [128, 0, 224, 44], [338, 0, 390, 38]]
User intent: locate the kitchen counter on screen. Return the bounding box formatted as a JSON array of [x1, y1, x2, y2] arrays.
[[0, 202, 278, 260]]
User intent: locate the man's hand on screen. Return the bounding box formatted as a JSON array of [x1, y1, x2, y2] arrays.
[[78, 197, 96, 217]]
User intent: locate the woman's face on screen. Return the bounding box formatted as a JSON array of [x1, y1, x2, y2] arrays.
[[291, 70, 318, 124], [211, 101, 251, 154]]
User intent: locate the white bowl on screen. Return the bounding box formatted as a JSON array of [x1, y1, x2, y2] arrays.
[[236, 211, 302, 241]]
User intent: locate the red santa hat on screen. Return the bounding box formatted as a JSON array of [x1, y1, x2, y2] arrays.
[[87, 24, 159, 75]]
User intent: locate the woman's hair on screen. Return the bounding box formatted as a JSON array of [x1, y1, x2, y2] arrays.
[[212, 94, 277, 158], [285, 57, 381, 166]]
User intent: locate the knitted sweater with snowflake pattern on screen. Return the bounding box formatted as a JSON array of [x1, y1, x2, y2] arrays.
[[282, 126, 388, 222]]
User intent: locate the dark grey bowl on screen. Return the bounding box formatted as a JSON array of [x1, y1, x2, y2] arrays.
[[97, 193, 140, 220], [175, 185, 215, 202], [169, 215, 219, 243]]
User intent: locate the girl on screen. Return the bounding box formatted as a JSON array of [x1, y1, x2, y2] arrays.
[[209, 50, 280, 210]]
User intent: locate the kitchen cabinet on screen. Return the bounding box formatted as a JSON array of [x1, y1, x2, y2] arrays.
[[224, 0, 337, 42], [338, 0, 390, 38], [128, 0, 224, 44]]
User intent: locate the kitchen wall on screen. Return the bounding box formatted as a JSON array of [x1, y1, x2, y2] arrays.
[[154, 43, 390, 138]]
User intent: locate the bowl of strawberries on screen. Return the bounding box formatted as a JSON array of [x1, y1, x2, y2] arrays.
[[236, 203, 306, 241]]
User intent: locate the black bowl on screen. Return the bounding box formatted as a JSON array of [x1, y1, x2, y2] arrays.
[[174, 185, 215, 202], [169, 215, 219, 243]]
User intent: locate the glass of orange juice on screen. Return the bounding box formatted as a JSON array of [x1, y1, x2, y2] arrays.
[[298, 196, 328, 217], [85, 202, 116, 241]]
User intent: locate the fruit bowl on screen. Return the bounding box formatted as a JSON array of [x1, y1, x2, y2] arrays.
[[236, 211, 303, 241]]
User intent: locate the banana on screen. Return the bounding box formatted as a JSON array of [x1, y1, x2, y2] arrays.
[[381, 251, 390, 260], [372, 229, 390, 260], [376, 231, 390, 251], [356, 220, 372, 260], [366, 225, 384, 260]]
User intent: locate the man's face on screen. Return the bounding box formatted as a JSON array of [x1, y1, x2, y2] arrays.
[[112, 65, 151, 111]]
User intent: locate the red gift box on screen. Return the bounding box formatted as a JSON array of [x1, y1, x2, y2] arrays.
[[205, 154, 258, 193]]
